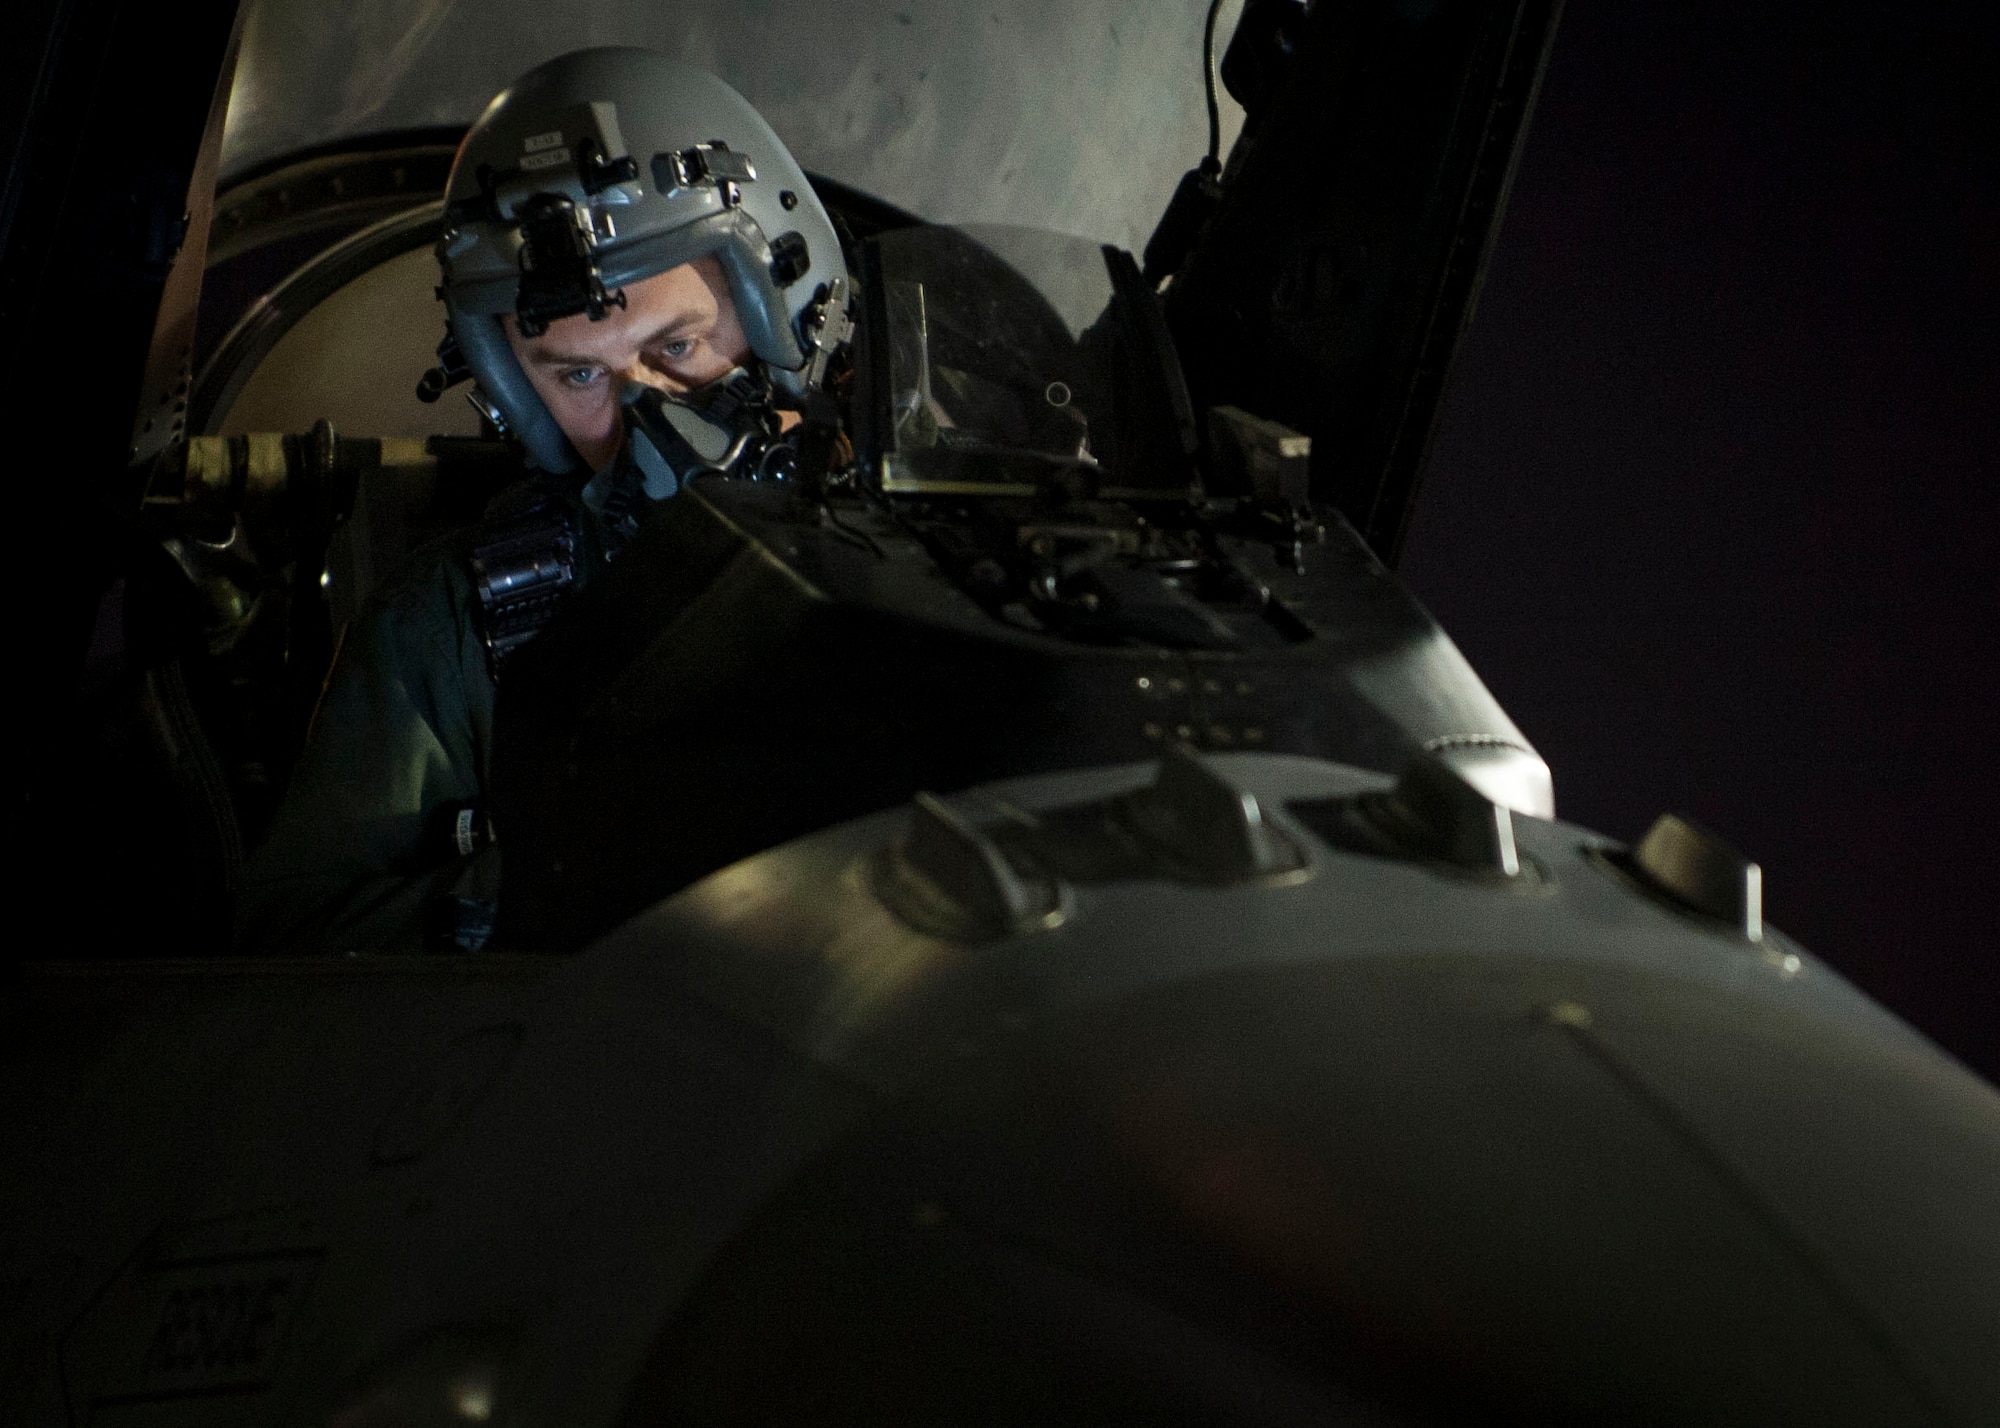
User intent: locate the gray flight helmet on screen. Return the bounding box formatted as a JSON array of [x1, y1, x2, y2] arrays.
[[437, 47, 847, 473]]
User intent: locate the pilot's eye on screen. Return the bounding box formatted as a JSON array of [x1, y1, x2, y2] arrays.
[[659, 338, 695, 361], [562, 367, 600, 388]]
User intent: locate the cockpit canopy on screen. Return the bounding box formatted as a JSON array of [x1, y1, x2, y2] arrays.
[[221, 0, 1244, 257]]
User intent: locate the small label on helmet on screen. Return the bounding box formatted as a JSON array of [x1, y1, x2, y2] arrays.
[[520, 147, 572, 172], [523, 130, 567, 153]]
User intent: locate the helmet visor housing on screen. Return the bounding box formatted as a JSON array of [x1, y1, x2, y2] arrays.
[[438, 48, 846, 471]]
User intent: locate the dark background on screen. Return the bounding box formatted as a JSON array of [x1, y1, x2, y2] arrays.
[[1401, 0, 1998, 1076]]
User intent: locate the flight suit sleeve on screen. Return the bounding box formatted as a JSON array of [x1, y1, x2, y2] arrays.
[[235, 548, 495, 954]]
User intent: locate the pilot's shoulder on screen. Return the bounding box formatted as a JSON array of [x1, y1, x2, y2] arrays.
[[361, 474, 549, 610], [367, 527, 480, 620], [342, 525, 485, 683]]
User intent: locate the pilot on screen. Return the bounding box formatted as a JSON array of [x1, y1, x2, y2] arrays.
[[236, 47, 853, 955]]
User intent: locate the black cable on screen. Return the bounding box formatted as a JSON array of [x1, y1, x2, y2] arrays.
[[820, 503, 887, 559], [1203, 0, 1226, 166]]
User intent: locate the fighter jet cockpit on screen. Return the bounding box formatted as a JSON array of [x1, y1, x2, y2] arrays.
[[9, 2, 1996, 1425], [116, 0, 1559, 956]]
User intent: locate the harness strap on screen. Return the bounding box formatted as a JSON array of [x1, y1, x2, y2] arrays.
[[593, 453, 648, 559]]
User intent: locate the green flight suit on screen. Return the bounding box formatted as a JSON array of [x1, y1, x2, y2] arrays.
[[236, 484, 610, 955]]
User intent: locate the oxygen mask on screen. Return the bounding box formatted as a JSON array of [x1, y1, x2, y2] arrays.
[[619, 365, 799, 500]]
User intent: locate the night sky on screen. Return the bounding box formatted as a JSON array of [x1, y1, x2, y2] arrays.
[[1401, 0, 1999, 1076]]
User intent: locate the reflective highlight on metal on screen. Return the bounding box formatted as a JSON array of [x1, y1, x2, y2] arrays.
[[1424, 733, 1556, 820]]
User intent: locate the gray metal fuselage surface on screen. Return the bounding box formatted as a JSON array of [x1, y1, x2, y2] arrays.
[[6, 756, 1997, 1424]]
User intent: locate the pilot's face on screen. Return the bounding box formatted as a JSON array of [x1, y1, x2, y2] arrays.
[[504, 255, 751, 471]]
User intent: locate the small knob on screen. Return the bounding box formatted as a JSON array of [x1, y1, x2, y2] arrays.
[[1631, 815, 1762, 941], [1124, 745, 1296, 881], [902, 792, 1043, 933], [1374, 750, 1522, 877], [878, 793, 1063, 941]]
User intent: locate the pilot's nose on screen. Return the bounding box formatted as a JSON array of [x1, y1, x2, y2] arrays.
[[617, 358, 681, 397], [630, 355, 697, 396]]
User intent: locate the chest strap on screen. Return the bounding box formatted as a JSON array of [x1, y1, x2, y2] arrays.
[[469, 486, 576, 679]]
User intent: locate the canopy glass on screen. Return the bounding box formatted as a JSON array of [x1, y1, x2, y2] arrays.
[[220, 0, 1248, 254]]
